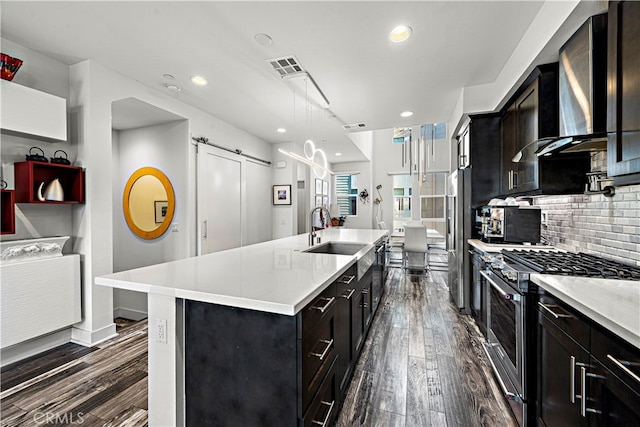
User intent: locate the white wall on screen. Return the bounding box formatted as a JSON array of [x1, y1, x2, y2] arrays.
[[332, 161, 373, 229], [112, 119, 190, 320], [271, 143, 298, 239], [0, 38, 74, 244], [67, 60, 274, 344]]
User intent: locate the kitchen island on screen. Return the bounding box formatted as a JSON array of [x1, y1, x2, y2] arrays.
[[96, 228, 388, 426]]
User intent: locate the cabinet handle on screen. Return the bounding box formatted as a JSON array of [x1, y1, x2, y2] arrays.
[[310, 297, 335, 314], [513, 170, 518, 189], [311, 400, 335, 426], [508, 170, 513, 190], [570, 355, 576, 403], [580, 366, 587, 417], [339, 275, 355, 285], [309, 339, 333, 361], [342, 289, 356, 300], [607, 354, 640, 384], [362, 288, 369, 295], [538, 302, 573, 319], [203, 220, 208, 239]]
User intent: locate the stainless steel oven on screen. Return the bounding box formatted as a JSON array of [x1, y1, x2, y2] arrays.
[[482, 269, 527, 424]]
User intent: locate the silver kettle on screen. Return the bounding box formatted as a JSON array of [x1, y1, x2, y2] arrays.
[[37, 178, 64, 201]]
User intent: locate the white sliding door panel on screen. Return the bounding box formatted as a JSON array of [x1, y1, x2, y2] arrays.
[[245, 160, 272, 245], [197, 146, 243, 254]]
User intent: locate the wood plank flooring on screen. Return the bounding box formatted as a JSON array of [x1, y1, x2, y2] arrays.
[[1, 319, 148, 427], [336, 266, 517, 427], [1, 266, 516, 427]]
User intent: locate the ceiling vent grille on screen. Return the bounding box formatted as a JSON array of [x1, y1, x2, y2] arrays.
[[268, 56, 305, 77], [343, 123, 366, 130]]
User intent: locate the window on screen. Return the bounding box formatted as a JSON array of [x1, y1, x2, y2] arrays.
[[335, 173, 358, 216], [420, 172, 447, 235], [392, 174, 412, 231]]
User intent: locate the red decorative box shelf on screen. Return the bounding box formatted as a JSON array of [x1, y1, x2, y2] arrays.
[[14, 161, 85, 204], [1, 189, 15, 234]]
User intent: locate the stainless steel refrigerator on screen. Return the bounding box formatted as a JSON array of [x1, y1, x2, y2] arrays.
[[447, 168, 471, 313]]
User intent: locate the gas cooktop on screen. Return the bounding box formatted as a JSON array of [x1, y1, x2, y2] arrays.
[[503, 250, 640, 281]]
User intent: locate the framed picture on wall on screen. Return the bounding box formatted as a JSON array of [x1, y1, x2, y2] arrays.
[[315, 178, 323, 195], [273, 185, 292, 205], [154, 200, 168, 223], [322, 180, 328, 195]]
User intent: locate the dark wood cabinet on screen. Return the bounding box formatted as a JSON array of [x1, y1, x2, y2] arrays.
[[467, 113, 502, 207], [1, 189, 15, 234], [500, 64, 591, 196], [537, 289, 640, 427], [607, 1, 640, 184], [185, 262, 380, 425], [14, 161, 85, 204], [335, 266, 357, 393], [537, 296, 590, 426], [469, 246, 487, 337]]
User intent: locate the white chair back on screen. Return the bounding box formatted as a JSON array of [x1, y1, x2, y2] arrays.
[[404, 224, 428, 253]]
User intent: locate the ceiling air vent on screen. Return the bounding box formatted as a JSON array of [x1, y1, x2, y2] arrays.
[[343, 123, 366, 130], [268, 56, 305, 77]]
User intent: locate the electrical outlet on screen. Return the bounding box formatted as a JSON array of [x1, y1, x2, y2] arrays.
[[172, 222, 179, 232], [541, 211, 548, 226], [156, 318, 167, 343]]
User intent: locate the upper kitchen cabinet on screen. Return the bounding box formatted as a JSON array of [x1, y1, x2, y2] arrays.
[[462, 113, 501, 207], [607, 1, 640, 184], [0, 80, 67, 142], [500, 64, 590, 196]]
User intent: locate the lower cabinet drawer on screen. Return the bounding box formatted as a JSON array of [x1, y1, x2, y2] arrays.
[[300, 283, 337, 338], [302, 357, 338, 427], [302, 311, 335, 411], [591, 323, 640, 396]]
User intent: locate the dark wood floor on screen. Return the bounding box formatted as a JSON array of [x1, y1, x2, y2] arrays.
[[1, 319, 148, 427], [1, 266, 515, 427], [336, 266, 517, 427]]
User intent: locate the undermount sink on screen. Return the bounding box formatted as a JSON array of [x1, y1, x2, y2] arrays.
[[304, 242, 367, 256]]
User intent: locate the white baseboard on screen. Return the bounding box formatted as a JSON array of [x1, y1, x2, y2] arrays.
[[114, 307, 148, 321], [71, 322, 117, 347], [1, 328, 72, 368]]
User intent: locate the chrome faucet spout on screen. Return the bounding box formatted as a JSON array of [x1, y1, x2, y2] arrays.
[[309, 205, 331, 246]]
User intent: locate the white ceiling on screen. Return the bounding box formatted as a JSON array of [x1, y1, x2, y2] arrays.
[[1, 1, 548, 163]]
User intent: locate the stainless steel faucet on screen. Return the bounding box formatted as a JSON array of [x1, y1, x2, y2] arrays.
[[309, 205, 331, 246]]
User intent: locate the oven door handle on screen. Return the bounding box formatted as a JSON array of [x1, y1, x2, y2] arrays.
[[481, 271, 518, 301]]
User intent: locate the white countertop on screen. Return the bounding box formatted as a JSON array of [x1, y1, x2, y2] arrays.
[[468, 239, 553, 253], [532, 274, 640, 350], [96, 229, 388, 316]]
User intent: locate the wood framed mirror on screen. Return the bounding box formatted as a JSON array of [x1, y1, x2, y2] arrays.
[[123, 167, 175, 240]]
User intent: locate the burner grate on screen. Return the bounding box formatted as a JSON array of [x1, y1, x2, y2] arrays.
[[502, 250, 640, 280]]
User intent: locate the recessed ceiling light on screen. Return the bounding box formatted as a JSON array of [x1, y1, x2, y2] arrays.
[[400, 111, 414, 118], [389, 25, 413, 43], [254, 33, 273, 46], [277, 128, 286, 133], [335, 152, 342, 156], [165, 83, 181, 93], [190, 75, 208, 86]]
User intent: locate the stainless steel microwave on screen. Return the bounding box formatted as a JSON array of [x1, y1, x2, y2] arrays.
[[479, 206, 541, 244]]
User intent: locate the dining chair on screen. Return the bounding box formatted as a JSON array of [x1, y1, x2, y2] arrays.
[[403, 224, 429, 273]]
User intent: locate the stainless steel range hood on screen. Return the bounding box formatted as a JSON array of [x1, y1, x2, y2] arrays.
[[513, 13, 608, 162]]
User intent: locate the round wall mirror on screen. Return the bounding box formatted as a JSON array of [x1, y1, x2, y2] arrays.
[[123, 167, 175, 240]]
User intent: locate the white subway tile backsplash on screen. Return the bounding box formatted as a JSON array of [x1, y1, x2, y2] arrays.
[[535, 183, 640, 266]]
